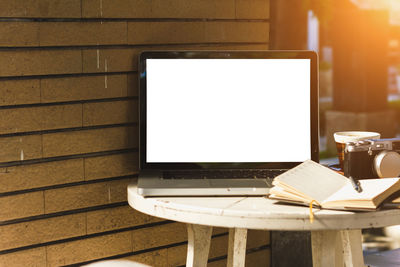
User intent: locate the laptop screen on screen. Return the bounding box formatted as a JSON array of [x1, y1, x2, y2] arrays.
[[139, 51, 319, 169]]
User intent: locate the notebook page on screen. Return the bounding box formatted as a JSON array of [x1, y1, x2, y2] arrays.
[[270, 185, 313, 203], [323, 178, 400, 205], [274, 160, 349, 203]]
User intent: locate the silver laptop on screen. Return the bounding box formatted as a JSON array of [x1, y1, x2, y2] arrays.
[[137, 51, 319, 196]]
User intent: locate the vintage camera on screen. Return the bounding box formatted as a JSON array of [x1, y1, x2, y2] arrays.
[[344, 138, 400, 179]]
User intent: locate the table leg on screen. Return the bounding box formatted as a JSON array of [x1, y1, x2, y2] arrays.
[[340, 229, 364, 267], [227, 228, 248, 267], [311, 230, 343, 267], [311, 230, 365, 267], [186, 224, 213, 267]]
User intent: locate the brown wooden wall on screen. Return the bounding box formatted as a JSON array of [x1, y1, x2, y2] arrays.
[[0, 0, 270, 266]]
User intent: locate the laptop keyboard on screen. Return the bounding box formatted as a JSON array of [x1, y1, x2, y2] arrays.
[[163, 169, 285, 186]]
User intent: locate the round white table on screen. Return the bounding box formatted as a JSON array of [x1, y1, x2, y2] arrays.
[[127, 183, 400, 267]]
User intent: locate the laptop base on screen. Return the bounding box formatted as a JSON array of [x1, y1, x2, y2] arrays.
[[137, 171, 272, 197]]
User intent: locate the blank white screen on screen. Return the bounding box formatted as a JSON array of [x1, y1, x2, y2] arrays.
[[146, 59, 311, 162]]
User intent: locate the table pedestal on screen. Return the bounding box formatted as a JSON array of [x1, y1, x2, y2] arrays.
[[187, 225, 364, 267], [311, 229, 364, 267], [227, 228, 247, 267], [186, 225, 249, 267], [186, 224, 212, 267]]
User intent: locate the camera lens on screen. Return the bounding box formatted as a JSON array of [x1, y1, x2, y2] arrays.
[[373, 151, 400, 178]]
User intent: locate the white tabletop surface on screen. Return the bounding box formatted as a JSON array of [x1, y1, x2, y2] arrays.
[[128, 182, 400, 231]]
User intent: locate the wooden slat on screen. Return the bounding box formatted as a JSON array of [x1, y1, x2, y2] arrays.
[[0, 0, 81, 18], [245, 249, 270, 266], [0, 169, 137, 222], [46, 223, 193, 267], [208, 259, 228, 267], [0, 205, 162, 255], [150, 0, 236, 19], [0, 135, 42, 163], [236, 0, 270, 19], [127, 21, 269, 45], [41, 74, 129, 103], [166, 244, 189, 266], [44, 178, 131, 213], [0, 21, 268, 48], [0, 0, 269, 20], [81, 0, 237, 19], [42, 126, 137, 158], [0, 191, 44, 221], [39, 22, 127, 47], [46, 231, 132, 267], [84, 152, 138, 181], [83, 100, 138, 126], [0, 50, 82, 77], [0, 159, 84, 193], [0, 213, 86, 251], [0, 247, 46, 267], [247, 230, 270, 248], [132, 223, 187, 252], [0, 104, 82, 135], [86, 205, 162, 234], [0, 228, 270, 266], [82, 48, 139, 73], [0, 79, 41, 106], [0, 100, 135, 135], [0, 22, 39, 47]]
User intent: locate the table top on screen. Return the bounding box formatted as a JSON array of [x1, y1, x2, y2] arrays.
[[128, 181, 400, 231]]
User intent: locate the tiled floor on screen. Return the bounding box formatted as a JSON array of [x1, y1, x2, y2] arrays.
[[363, 228, 398, 252], [363, 227, 400, 266]]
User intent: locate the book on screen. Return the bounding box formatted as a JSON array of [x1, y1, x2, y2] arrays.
[[268, 160, 400, 211]]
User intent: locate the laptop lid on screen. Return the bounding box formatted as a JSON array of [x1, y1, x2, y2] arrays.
[[139, 51, 319, 171]]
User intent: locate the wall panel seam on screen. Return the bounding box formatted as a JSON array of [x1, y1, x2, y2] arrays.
[[0, 97, 137, 110], [0, 201, 128, 226], [0, 42, 269, 52], [0, 71, 136, 81], [0, 175, 137, 198], [0, 18, 270, 23], [0, 148, 137, 168], [0, 122, 137, 138], [61, 232, 230, 267], [0, 220, 173, 255]]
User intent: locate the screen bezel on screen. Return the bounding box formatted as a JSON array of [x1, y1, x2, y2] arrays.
[[139, 50, 319, 170]]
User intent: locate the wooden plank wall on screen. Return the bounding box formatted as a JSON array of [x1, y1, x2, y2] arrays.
[[0, 0, 270, 266]]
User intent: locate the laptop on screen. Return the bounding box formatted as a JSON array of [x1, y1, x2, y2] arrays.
[[137, 50, 319, 196]]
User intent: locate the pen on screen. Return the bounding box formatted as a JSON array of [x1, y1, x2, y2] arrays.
[[349, 176, 362, 193]]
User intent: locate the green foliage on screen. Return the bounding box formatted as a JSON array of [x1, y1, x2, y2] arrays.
[[319, 61, 332, 71], [389, 99, 400, 110], [319, 149, 337, 159]]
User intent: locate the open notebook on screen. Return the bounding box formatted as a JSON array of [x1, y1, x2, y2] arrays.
[[268, 160, 400, 211]]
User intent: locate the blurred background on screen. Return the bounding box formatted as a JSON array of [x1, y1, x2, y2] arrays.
[[270, 0, 400, 159], [270, 0, 400, 254]]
